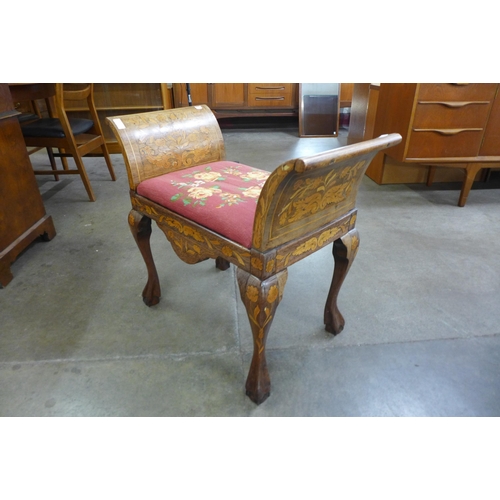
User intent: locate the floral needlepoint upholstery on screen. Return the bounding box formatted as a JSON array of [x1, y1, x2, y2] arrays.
[[137, 161, 270, 248]]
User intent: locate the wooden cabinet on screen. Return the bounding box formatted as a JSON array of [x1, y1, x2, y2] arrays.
[[398, 84, 497, 160], [352, 84, 500, 204], [172, 83, 299, 117], [0, 84, 56, 287]]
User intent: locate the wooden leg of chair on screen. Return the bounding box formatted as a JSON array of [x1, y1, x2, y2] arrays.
[[128, 209, 161, 307], [100, 144, 116, 181], [427, 165, 436, 186], [46, 148, 59, 181], [60, 151, 70, 170], [458, 163, 483, 207], [71, 153, 96, 201], [215, 257, 230, 270], [324, 229, 360, 335], [237, 268, 288, 404]]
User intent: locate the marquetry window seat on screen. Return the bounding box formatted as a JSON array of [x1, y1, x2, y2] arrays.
[[108, 105, 401, 405]]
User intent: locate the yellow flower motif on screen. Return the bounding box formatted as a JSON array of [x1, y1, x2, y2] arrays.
[[187, 186, 220, 199], [246, 285, 259, 303], [219, 193, 242, 205], [223, 166, 242, 175], [251, 257, 263, 270], [244, 171, 269, 181], [242, 186, 262, 198], [194, 171, 222, 182], [267, 285, 279, 304]]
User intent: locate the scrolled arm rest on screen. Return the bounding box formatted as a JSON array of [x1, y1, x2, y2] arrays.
[[253, 134, 402, 251]]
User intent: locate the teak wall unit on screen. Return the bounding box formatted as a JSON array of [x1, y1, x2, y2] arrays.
[[172, 83, 299, 117], [359, 83, 500, 206]]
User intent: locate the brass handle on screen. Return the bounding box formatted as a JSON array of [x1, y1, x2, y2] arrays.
[[419, 101, 489, 108], [255, 86, 285, 90], [255, 96, 285, 100], [413, 128, 482, 135]]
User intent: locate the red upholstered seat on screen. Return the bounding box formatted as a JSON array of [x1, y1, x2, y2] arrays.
[[137, 161, 270, 248]]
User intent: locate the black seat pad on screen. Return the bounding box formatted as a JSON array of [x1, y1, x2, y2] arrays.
[[17, 113, 40, 123], [21, 118, 94, 138]]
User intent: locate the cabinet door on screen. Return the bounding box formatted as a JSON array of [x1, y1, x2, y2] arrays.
[[210, 83, 246, 108], [172, 83, 209, 107]]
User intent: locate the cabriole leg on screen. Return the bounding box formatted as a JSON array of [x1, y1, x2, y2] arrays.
[[237, 268, 288, 405], [128, 209, 161, 307], [324, 229, 360, 335]]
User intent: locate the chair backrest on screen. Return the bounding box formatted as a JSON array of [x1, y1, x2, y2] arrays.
[[107, 105, 226, 190], [251, 134, 401, 251], [53, 84, 100, 138]]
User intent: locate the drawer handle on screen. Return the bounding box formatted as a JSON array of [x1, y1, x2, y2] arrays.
[[413, 128, 482, 136], [255, 96, 285, 100], [255, 86, 285, 90], [419, 100, 489, 108]]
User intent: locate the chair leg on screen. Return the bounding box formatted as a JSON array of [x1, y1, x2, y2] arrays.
[[129, 209, 161, 307], [46, 148, 59, 181], [324, 229, 360, 335], [71, 152, 96, 201], [60, 151, 70, 170], [99, 143, 117, 181], [458, 163, 483, 207], [237, 268, 288, 404]]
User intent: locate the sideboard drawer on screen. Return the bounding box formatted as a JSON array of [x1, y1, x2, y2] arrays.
[[248, 83, 294, 108], [248, 83, 294, 94], [406, 129, 483, 158], [417, 83, 497, 102], [412, 101, 491, 129], [248, 93, 293, 107]]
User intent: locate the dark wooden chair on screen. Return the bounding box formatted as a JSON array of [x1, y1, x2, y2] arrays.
[[107, 105, 401, 404], [19, 83, 116, 201]]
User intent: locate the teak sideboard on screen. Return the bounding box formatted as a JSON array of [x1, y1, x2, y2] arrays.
[[351, 83, 500, 205], [172, 83, 299, 118]]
